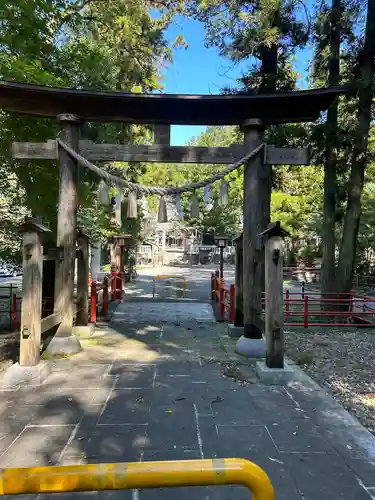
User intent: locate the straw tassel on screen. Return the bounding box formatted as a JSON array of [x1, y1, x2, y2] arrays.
[[98, 180, 110, 205], [127, 191, 137, 219], [158, 196, 168, 223], [191, 192, 200, 218], [175, 193, 184, 220], [219, 180, 228, 206], [204, 185, 213, 211], [113, 193, 122, 225], [204, 185, 212, 205]]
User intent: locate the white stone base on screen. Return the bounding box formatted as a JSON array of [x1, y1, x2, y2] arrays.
[[72, 325, 95, 338], [1, 362, 50, 389], [255, 360, 295, 385], [46, 335, 82, 356], [227, 324, 244, 338], [235, 336, 266, 358]]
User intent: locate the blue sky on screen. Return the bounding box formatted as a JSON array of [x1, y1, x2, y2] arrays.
[[161, 16, 313, 146]]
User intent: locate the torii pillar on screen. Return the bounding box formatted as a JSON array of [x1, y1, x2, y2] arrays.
[[47, 113, 82, 355], [236, 119, 269, 357]]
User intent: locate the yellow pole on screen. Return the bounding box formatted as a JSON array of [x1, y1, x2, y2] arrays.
[[0, 458, 274, 500]]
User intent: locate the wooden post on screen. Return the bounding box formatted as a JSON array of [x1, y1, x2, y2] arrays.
[[259, 222, 289, 369], [117, 272, 123, 300], [285, 289, 290, 321], [19, 218, 51, 366], [233, 234, 243, 327], [211, 273, 216, 300], [54, 114, 81, 338], [91, 241, 101, 282], [120, 245, 125, 276], [111, 271, 116, 301], [11, 293, 17, 331], [110, 241, 117, 272], [242, 119, 265, 339], [90, 281, 97, 324], [229, 284, 235, 324], [219, 247, 224, 279], [154, 125, 171, 145], [219, 279, 225, 320], [76, 231, 89, 326], [102, 277, 109, 316], [110, 239, 122, 273], [42, 257, 55, 319]]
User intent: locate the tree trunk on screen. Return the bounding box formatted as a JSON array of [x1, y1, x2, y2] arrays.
[[336, 0, 375, 297], [260, 44, 278, 94], [321, 0, 341, 304]]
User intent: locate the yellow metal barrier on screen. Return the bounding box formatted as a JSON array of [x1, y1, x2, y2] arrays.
[[0, 458, 274, 500], [152, 274, 187, 298]]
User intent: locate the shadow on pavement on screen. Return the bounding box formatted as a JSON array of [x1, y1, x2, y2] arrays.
[[0, 292, 374, 500]]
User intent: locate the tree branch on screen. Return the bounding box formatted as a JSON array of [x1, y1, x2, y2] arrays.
[[59, 0, 100, 25]]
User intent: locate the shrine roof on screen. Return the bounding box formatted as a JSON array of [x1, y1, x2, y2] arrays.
[[0, 80, 349, 126]]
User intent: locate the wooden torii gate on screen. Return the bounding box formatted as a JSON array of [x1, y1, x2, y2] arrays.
[[0, 81, 346, 359]]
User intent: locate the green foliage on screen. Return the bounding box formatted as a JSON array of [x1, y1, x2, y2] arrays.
[[0, 0, 181, 259], [140, 126, 326, 240], [187, 0, 308, 93], [139, 126, 244, 235]]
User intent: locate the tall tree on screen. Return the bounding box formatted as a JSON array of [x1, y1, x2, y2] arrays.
[[0, 0, 178, 257], [188, 0, 308, 94], [312, 0, 360, 296], [336, 0, 375, 293], [316, 0, 342, 297]]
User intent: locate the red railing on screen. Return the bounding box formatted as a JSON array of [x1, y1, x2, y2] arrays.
[[209, 272, 375, 327], [9, 272, 117, 331], [211, 271, 235, 323], [282, 290, 375, 327], [111, 271, 124, 301], [90, 276, 111, 323]]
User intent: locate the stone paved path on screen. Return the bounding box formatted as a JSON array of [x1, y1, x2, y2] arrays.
[[1, 268, 375, 499]]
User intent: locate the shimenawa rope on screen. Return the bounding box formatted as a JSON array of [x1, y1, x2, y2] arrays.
[[56, 138, 264, 196]]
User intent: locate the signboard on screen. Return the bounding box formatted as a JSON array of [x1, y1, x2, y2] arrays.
[[265, 145, 310, 165]]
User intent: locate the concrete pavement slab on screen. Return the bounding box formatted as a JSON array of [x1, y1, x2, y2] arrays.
[[0, 270, 374, 499]]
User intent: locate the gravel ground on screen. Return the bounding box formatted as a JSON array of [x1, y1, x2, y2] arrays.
[[285, 326, 375, 434]]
